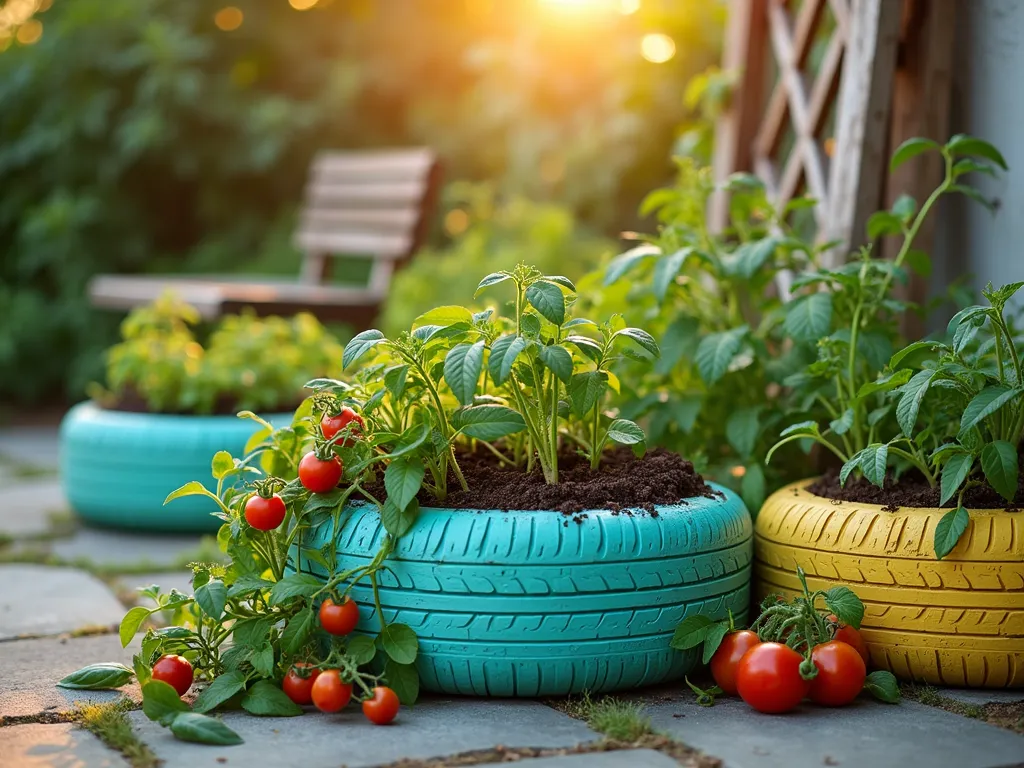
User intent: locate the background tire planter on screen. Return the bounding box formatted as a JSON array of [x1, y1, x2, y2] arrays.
[[755, 481, 1024, 688], [295, 483, 751, 697], [60, 401, 288, 533]]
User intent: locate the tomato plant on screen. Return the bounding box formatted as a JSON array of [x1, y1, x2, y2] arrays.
[[152, 655, 194, 697], [244, 491, 286, 531], [298, 451, 343, 493], [311, 670, 353, 713], [282, 663, 321, 706], [363, 686, 400, 725], [709, 629, 760, 696], [321, 407, 364, 446], [735, 643, 809, 714], [319, 598, 359, 636], [808, 641, 866, 707]]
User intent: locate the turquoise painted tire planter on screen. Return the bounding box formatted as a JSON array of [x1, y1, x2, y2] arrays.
[[294, 483, 752, 697], [60, 401, 288, 532]]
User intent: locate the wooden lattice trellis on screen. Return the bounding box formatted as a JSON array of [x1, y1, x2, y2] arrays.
[[710, 0, 955, 271]]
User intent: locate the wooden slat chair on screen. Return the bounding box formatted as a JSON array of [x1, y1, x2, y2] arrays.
[[89, 148, 441, 328]]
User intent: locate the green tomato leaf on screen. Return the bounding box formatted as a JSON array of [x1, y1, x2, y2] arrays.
[[169, 713, 244, 746], [444, 340, 485, 406], [564, 334, 603, 362], [381, 496, 419, 539], [384, 365, 410, 400], [269, 574, 322, 606], [488, 334, 529, 386], [946, 134, 1009, 170], [606, 418, 645, 446], [475, 271, 511, 296], [163, 481, 219, 506], [890, 137, 940, 171], [194, 580, 227, 621], [347, 635, 377, 665], [211, 451, 234, 481], [670, 615, 713, 651], [604, 243, 660, 285], [980, 440, 1018, 502], [612, 327, 660, 358], [889, 340, 940, 371], [824, 587, 865, 629], [725, 407, 760, 459], [538, 345, 573, 384], [829, 408, 854, 436], [702, 622, 730, 665], [526, 281, 566, 326], [413, 305, 474, 328], [940, 452, 974, 505], [896, 369, 936, 436], [858, 443, 890, 488], [385, 658, 420, 706], [57, 663, 134, 690], [384, 457, 425, 513], [568, 371, 609, 418], [724, 236, 780, 278], [544, 275, 577, 291], [867, 211, 903, 240], [784, 293, 833, 343], [839, 456, 860, 487], [142, 680, 190, 727], [934, 506, 971, 560], [960, 386, 1021, 438], [695, 326, 748, 384], [652, 247, 693, 301], [451, 405, 527, 441], [343, 329, 386, 369], [864, 671, 901, 704], [241, 680, 303, 717], [381, 623, 418, 664], [280, 606, 315, 655], [250, 643, 275, 678], [119, 606, 152, 648], [193, 670, 247, 714]]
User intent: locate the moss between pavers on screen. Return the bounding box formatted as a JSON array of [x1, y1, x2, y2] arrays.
[[77, 698, 158, 768], [902, 684, 1024, 734]]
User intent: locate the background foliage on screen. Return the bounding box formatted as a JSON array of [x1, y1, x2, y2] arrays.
[[0, 0, 723, 406]]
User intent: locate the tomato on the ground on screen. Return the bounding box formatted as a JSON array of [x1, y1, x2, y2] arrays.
[[827, 614, 870, 665], [244, 493, 286, 531], [298, 452, 343, 493], [321, 407, 364, 446], [151, 654, 194, 697], [808, 640, 866, 707], [311, 670, 352, 713], [319, 597, 359, 636], [735, 642, 809, 714], [282, 663, 321, 706], [709, 629, 761, 696], [362, 686, 400, 725]]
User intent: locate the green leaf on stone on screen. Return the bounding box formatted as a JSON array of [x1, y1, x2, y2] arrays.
[[58, 663, 134, 690], [142, 680, 190, 727], [241, 680, 303, 717], [863, 671, 901, 704], [169, 713, 243, 746]]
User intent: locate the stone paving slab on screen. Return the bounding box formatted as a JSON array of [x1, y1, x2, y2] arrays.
[[128, 698, 601, 768], [0, 426, 60, 472], [0, 633, 141, 718], [476, 750, 678, 768], [939, 688, 1024, 706], [644, 694, 1024, 768], [0, 723, 129, 767], [51, 528, 212, 570], [0, 565, 126, 640], [0, 479, 67, 538]]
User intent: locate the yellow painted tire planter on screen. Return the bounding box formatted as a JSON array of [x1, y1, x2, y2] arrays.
[[754, 481, 1024, 688]]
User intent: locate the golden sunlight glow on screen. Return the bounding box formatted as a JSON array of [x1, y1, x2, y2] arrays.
[[214, 7, 244, 31], [619, 0, 640, 14], [640, 32, 675, 63], [444, 209, 470, 237], [0, 0, 41, 38], [538, 0, 617, 12], [15, 18, 42, 44], [289, 0, 318, 9]]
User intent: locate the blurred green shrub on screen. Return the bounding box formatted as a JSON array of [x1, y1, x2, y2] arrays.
[[381, 183, 614, 334], [90, 293, 343, 414]]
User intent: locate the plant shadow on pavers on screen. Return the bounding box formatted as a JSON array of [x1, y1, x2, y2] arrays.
[[0, 722, 132, 768], [127, 698, 600, 768], [0, 564, 125, 640], [643, 693, 1024, 768], [0, 634, 141, 719]]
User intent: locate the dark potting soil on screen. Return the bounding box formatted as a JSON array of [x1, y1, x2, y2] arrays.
[[366, 446, 719, 515], [808, 465, 1024, 511]]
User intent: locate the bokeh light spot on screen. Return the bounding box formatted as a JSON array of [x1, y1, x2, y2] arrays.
[[619, 0, 640, 14], [444, 209, 470, 237], [214, 7, 244, 31], [15, 18, 42, 45], [641, 33, 675, 63], [289, 0, 318, 9]]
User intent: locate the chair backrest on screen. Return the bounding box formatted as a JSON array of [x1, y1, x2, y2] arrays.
[[294, 148, 441, 286]]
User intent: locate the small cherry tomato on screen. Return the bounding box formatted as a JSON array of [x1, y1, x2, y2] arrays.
[[311, 669, 352, 713], [736, 642, 809, 714], [151, 654, 194, 697], [808, 640, 866, 707], [321, 407, 364, 446], [709, 630, 761, 696], [282, 663, 321, 706], [298, 451, 343, 493], [319, 597, 359, 636], [362, 686, 400, 725], [244, 493, 286, 531], [827, 614, 870, 665]]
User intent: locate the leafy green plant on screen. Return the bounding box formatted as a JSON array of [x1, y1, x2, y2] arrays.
[[767, 135, 1007, 495], [88, 293, 343, 414]]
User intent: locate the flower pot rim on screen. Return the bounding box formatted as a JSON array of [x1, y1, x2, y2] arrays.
[[73, 400, 293, 422], [778, 478, 1017, 516]]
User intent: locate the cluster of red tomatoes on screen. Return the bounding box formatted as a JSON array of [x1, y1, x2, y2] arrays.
[[709, 615, 869, 713], [244, 407, 364, 530]]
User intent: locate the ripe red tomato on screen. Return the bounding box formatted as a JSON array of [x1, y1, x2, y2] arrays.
[[298, 452, 343, 493], [282, 663, 321, 706], [362, 686, 400, 725], [827, 614, 870, 665], [736, 642, 809, 714], [321, 408, 364, 446], [808, 640, 866, 706], [319, 597, 359, 636], [151, 654, 194, 697], [709, 630, 761, 696], [244, 493, 286, 531], [310, 670, 352, 713]]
